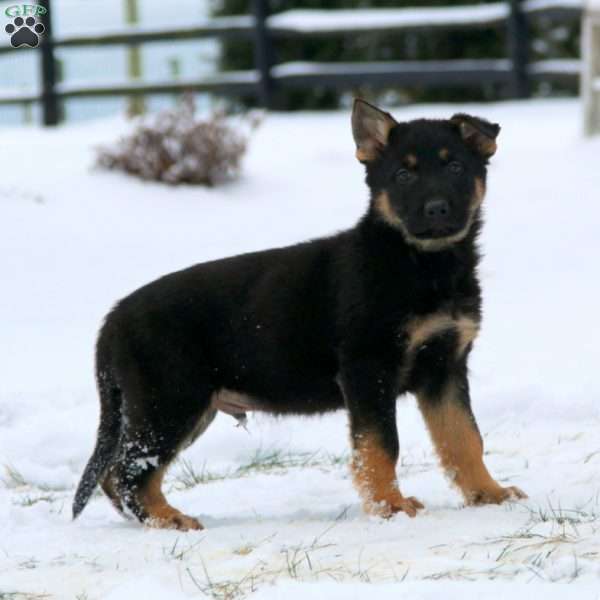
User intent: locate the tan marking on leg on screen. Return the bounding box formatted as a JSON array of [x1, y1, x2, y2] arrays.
[[137, 466, 203, 531], [439, 147, 449, 161], [417, 384, 527, 505], [351, 432, 423, 518]]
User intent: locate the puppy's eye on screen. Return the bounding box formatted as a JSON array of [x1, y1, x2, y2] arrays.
[[395, 168, 413, 183], [448, 161, 464, 175]]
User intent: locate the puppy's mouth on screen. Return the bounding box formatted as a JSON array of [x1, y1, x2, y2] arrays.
[[412, 226, 463, 240]]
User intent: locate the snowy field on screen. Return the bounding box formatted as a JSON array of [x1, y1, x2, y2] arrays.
[[1, 99, 600, 598]]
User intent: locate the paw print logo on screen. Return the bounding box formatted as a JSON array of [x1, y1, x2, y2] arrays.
[[5, 16, 45, 48]]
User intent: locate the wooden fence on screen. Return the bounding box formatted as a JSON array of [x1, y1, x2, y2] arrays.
[[0, 0, 583, 125]]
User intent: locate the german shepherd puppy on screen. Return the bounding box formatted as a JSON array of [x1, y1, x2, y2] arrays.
[[73, 99, 526, 530]]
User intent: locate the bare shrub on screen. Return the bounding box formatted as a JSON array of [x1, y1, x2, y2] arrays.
[[96, 96, 258, 186]]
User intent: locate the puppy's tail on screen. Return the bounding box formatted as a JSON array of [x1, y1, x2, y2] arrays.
[[73, 350, 122, 520]]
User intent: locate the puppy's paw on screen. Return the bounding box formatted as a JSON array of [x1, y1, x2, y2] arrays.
[[144, 508, 204, 531], [467, 485, 527, 506], [368, 495, 425, 518], [390, 495, 425, 518]]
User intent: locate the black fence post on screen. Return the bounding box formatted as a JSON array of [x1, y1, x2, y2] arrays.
[[38, 0, 59, 125], [506, 0, 531, 98], [252, 0, 275, 109]]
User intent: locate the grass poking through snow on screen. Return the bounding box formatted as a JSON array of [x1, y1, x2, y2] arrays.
[[183, 508, 360, 600], [2, 464, 27, 489], [171, 448, 348, 491], [0, 593, 51, 599]]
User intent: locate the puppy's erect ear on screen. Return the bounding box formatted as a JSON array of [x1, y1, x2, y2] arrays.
[[352, 99, 397, 163], [451, 113, 500, 158]]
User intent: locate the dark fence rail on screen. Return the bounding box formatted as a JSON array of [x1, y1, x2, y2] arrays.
[[0, 0, 583, 125]]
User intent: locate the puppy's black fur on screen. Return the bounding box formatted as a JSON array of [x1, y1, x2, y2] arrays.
[[73, 100, 526, 530]]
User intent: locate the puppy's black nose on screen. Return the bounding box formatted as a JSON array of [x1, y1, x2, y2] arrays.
[[424, 198, 450, 224]]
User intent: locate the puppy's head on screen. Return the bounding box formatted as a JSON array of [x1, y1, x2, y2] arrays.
[[352, 99, 499, 252]]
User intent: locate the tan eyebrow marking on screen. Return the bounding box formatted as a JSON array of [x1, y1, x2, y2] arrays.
[[405, 154, 417, 168], [439, 148, 449, 160]]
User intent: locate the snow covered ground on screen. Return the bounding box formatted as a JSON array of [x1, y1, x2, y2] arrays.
[[1, 99, 600, 598]]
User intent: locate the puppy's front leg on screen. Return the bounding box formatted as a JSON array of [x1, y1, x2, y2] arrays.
[[339, 357, 423, 518], [416, 369, 527, 505]]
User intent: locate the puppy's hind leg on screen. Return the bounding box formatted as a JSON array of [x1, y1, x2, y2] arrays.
[[113, 388, 217, 531]]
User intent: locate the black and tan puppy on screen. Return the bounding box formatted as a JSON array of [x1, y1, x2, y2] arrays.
[[74, 100, 526, 530]]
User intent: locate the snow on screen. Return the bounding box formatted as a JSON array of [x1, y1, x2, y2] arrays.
[[2, 99, 600, 598], [586, 0, 600, 13], [55, 16, 254, 42], [272, 60, 512, 77], [55, 71, 260, 94], [0, 89, 39, 102], [267, 582, 600, 599], [524, 0, 583, 12], [528, 59, 581, 74], [268, 5, 509, 32], [268, 0, 583, 33]]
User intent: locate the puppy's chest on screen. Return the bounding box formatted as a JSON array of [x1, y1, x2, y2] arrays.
[[386, 269, 481, 360], [392, 310, 479, 391], [399, 310, 480, 359]]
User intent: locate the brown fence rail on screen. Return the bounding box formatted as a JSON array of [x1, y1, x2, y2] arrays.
[[0, 0, 583, 125]]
